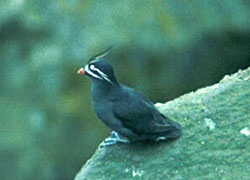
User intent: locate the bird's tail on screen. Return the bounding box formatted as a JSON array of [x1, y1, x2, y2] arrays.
[[152, 115, 182, 141], [164, 120, 182, 139]]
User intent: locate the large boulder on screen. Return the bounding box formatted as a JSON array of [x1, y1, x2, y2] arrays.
[[75, 67, 250, 180]]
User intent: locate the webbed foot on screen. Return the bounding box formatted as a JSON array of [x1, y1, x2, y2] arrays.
[[100, 131, 130, 148]]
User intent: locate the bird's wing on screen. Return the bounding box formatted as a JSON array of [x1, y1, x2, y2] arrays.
[[112, 86, 177, 135]]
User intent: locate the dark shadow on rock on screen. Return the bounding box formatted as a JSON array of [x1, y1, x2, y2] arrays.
[[103, 138, 180, 153]]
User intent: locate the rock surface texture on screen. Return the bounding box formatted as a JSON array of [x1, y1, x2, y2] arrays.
[[75, 67, 250, 180]]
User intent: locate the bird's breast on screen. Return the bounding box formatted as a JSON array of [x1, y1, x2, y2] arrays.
[[92, 96, 113, 119]]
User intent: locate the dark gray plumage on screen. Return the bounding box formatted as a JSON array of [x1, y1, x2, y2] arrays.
[[78, 51, 181, 145]]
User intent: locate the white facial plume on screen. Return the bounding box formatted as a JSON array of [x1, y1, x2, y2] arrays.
[[84, 64, 112, 84]]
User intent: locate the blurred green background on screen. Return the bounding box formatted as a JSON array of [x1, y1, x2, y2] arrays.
[[0, 0, 250, 179]]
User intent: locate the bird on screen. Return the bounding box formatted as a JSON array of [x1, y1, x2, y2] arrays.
[[77, 48, 181, 146]]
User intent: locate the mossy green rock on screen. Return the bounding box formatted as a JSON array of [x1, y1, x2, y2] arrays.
[[75, 68, 250, 180]]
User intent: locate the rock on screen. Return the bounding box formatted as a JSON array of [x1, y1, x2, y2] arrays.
[[75, 67, 250, 180]]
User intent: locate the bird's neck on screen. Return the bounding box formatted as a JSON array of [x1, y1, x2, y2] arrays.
[[91, 79, 120, 99]]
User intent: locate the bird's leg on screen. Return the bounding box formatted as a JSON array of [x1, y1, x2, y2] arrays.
[[110, 131, 131, 143], [100, 131, 130, 147]]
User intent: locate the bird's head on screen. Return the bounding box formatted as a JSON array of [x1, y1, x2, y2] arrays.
[[78, 48, 118, 85]]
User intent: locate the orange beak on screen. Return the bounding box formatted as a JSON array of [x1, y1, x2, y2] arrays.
[[77, 67, 85, 74]]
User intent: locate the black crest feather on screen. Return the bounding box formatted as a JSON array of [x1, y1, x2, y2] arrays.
[[88, 46, 112, 63]]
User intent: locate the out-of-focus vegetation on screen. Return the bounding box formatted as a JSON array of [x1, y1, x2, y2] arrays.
[[0, 1, 249, 179]]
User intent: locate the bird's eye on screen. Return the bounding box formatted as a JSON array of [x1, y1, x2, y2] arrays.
[[89, 65, 95, 70]]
